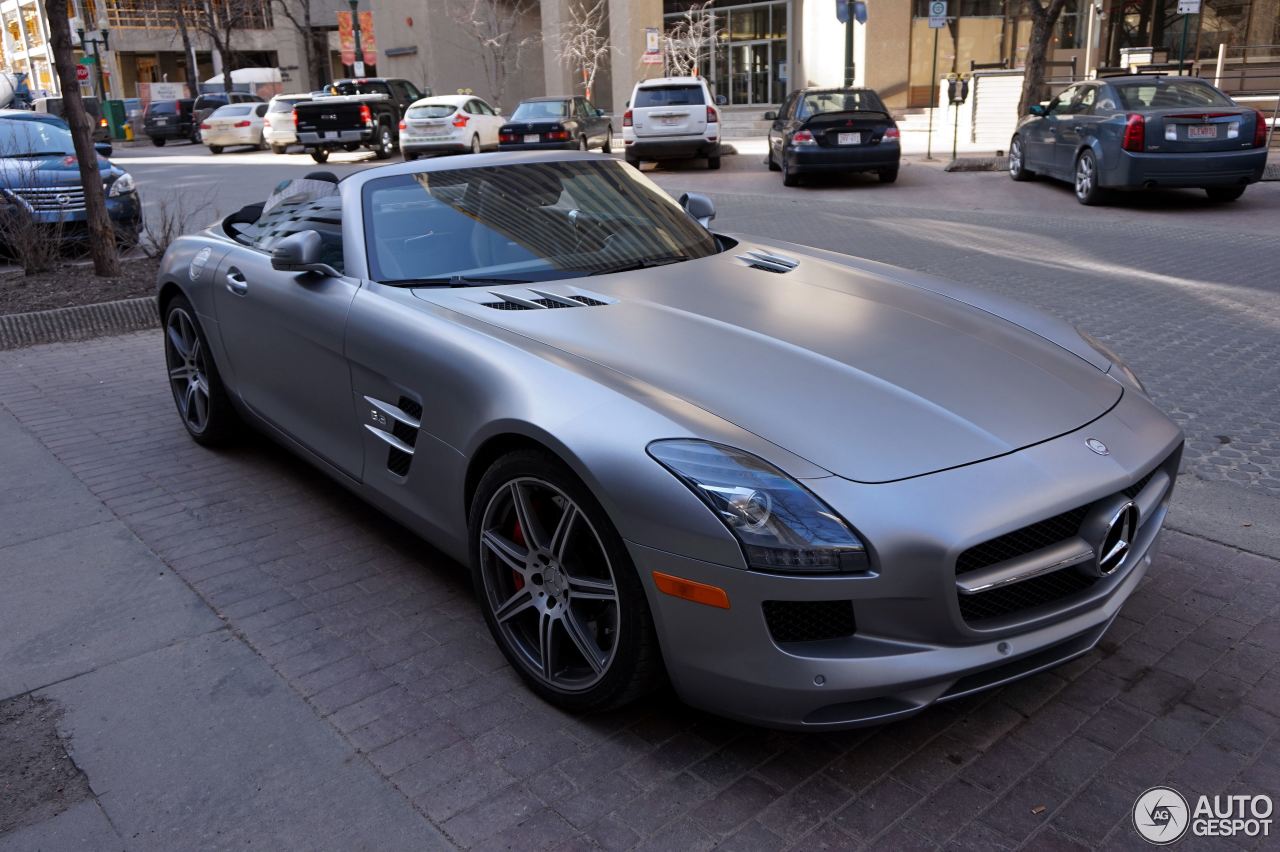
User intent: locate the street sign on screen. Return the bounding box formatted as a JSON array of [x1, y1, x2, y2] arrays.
[[929, 0, 947, 28], [75, 65, 91, 83], [1176, 0, 1200, 12]]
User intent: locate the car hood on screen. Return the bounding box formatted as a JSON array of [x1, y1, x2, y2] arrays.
[[415, 246, 1122, 482], [0, 154, 116, 183]]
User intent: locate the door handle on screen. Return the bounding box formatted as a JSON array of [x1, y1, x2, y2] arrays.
[[225, 268, 248, 296]]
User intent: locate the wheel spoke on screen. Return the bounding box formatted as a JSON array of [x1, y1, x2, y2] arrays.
[[537, 611, 557, 681], [191, 386, 209, 427], [509, 483, 546, 550], [167, 322, 191, 360], [182, 384, 198, 422], [493, 588, 535, 624], [561, 609, 605, 674], [482, 529, 528, 573], [566, 572, 616, 603], [169, 364, 193, 382], [190, 336, 203, 370], [549, 503, 578, 560]]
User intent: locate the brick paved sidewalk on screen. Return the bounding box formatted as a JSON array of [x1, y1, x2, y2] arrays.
[[1, 331, 1277, 851]]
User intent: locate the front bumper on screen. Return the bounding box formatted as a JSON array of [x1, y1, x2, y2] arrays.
[[1104, 146, 1267, 189], [15, 192, 143, 236], [625, 136, 719, 160], [787, 142, 901, 173], [636, 388, 1183, 730]]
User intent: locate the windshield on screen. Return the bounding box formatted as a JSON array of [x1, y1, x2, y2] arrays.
[[406, 103, 457, 119], [633, 85, 704, 108], [0, 119, 75, 156], [797, 90, 885, 119], [1114, 79, 1233, 109], [512, 100, 570, 121], [362, 159, 719, 284]]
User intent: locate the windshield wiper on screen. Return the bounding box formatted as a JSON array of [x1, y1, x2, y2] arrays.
[[5, 151, 71, 158], [588, 254, 689, 276], [382, 275, 534, 288]]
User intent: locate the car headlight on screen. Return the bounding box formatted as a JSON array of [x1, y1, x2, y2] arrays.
[[1077, 327, 1146, 395], [107, 173, 136, 197], [648, 439, 869, 574]]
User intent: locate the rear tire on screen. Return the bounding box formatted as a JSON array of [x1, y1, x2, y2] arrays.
[[624, 152, 640, 168], [1205, 186, 1246, 202], [470, 134, 482, 154], [469, 450, 664, 713], [602, 128, 613, 153], [782, 156, 800, 187], [208, 145, 223, 155], [404, 151, 419, 162], [271, 144, 287, 155], [310, 148, 330, 163], [1074, 149, 1105, 206], [163, 295, 238, 447], [707, 154, 721, 170], [373, 124, 394, 160], [579, 136, 588, 151], [878, 167, 899, 183], [152, 138, 166, 147], [1008, 135, 1034, 181]]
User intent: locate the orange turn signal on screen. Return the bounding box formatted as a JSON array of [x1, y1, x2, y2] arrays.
[[652, 571, 730, 609]]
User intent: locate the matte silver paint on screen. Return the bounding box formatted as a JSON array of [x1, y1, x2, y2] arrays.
[[157, 151, 1182, 729]]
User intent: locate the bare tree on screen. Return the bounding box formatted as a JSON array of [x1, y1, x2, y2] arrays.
[[43, 0, 120, 276], [1018, 0, 1071, 117], [663, 2, 717, 77], [448, 0, 540, 108], [558, 0, 610, 102], [272, 0, 327, 90], [196, 0, 260, 93]]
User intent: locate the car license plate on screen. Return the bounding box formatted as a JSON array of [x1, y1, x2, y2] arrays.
[[1188, 124, 1217, 139], [838, 132, 861, 145], [155, 118, 169, 125], [661, 116, 681, 126], [524, 134, 540, 143]]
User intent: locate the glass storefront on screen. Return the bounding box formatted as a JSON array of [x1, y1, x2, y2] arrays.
[[664, 0, 789, 106]]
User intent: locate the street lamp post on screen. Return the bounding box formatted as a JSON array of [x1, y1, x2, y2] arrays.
[[75, 18, 111, 102], [349, 0, 364, 77]]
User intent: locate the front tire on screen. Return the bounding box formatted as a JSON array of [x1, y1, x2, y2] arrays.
[[1205, 186, 1246, 202], [767, 147, 781, 171], [152, 138, 166, 147], [1074, 149, 1104, 206], [404, 151, 419, 162], [602, 128, 613, 154], [1008, 135, 1034, 181], [208, 145, 223, 155], [163, 295, 238, 447], [310, 148, 330, 163], [469, 450, 663, 713]]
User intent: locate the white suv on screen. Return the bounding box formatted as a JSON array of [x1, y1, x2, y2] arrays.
[[263, 93, 312, 154], [622, 76, 721, 169]]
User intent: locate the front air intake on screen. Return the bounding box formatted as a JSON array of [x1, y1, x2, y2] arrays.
[[736, 250, 800, 273]]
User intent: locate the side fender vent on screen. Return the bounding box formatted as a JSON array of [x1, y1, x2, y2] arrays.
[[364, 394, 423, 479], [736, 250, 799, 273]]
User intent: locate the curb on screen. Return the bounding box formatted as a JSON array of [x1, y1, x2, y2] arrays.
[[0, 296, 159, 351], [1264, 162, 1279, 181], [945, 156, 1008, 172]]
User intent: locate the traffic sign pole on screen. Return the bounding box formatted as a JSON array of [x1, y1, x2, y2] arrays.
[[926, 28, 939, 160]]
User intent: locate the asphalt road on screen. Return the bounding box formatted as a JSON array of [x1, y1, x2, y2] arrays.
[[113, 142, 1280, 501]]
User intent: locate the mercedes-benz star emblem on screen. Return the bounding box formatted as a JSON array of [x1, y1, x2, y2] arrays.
[[1097, 500, 1139, 575], [1085, 438, 1109, 455]]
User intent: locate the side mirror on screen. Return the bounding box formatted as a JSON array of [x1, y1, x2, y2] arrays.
[[678, 192, 715, 228], [271, 230, 340, 277], [1028, 104, 1048, 117], [763, 111, 778, 121], [595, 108, 605, 117], [94, 141, 113, 157]]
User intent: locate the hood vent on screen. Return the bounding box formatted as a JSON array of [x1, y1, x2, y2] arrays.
[[736, 250, 799, 273], [479, 288, 614, 311]]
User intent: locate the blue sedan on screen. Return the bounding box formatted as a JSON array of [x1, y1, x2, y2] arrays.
[[1008, 74, 1269, 205], [0, 117, 140, 242]]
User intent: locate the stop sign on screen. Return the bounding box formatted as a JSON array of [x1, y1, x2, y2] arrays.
[[75, 64, 90, 82]]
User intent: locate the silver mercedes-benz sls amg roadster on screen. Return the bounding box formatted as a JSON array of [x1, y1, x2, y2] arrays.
[[158, 152, 1182, 730]]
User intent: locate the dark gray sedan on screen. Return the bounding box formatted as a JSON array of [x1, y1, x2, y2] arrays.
[[1009, 74, 1269, 204]]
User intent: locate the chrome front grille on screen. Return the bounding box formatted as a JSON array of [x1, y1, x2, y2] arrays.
[[11, 186, 87, 213]]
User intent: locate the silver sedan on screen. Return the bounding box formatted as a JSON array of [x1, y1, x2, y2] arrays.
[[157, 152, 1182, 730]]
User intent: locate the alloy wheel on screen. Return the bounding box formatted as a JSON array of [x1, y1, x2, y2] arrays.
[[1075, 153, 1094, 200], [1009, 139, 1022, 175], [478, 477, 620, 691], [165, 307, 211, 434]]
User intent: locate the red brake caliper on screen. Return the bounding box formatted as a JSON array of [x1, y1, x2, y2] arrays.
[[511, 519, 526, 590]]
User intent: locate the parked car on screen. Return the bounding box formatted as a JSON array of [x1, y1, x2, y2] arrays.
[[622, 76, 720, 169], [0, 117, 139, 244], [200, 102, 269, 154], [399, 94, 504, 159], [192, 92, 264, 142], [766, 87, 901, 186], [1009, 74, 1269, 205], [294, 77, 429, 163], [32, 96, 110, 144], [264, 93, 311, 154], [157, 151, 1181, 730], [499, 96, 612, 152], [0, 108, 114, 157], [144, 98, 197, 146]]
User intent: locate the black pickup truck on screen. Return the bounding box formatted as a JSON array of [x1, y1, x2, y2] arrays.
[[293, 77, 431, 163]]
